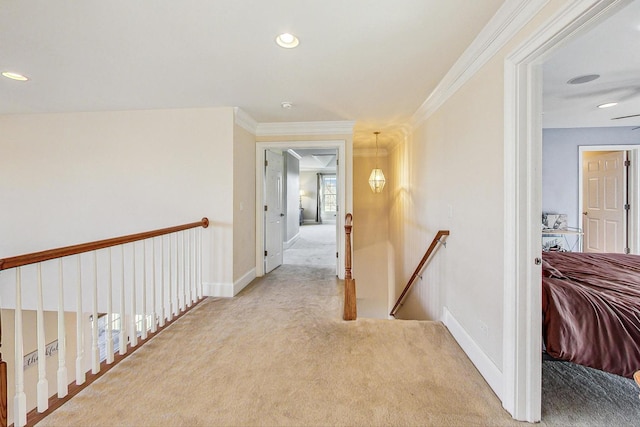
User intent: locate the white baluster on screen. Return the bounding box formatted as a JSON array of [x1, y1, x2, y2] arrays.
[[152, 237, 158, 333], [168, 234, 174, 321], [198, 227, 203, 299], [141, 241, 147, 340], [191, 229, 196, 303], [176, 233, 181, 313], [106, 248, 114, 364], [76, 255, 85, 385], [14, 267, 27, 427], [119, 246, 126, 355], [130, 243, 138, 347], [159, 236, 166, 328], [36, 263, 49, 412], [91, 252, 99, 374], [57, 258, 68, 398], [182, 232, 186, 312], [186, 230, 192, 307], [176, 233, 182, 315]]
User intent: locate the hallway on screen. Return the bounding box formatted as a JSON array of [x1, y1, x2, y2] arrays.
[[37, 264, 517, 426], [284, 223, 336, 267]]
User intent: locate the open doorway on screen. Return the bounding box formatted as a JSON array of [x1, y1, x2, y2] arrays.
[[255, 140, 348, 280], [505, 0, 640, 422], [283, 148, 338, 269], [578, 147, 640, 254]]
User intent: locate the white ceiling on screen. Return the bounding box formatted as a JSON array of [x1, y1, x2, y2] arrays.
[[291, 148, 337, 172], [0, 0, 504, 145], [543, 0, 640, 129]]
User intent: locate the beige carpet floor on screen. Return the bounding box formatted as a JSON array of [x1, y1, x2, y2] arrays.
[[38, 264, 520, 426]]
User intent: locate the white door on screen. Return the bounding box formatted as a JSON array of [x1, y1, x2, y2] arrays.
[[265, 150, 285, 273], [582, 150, 627, 253]]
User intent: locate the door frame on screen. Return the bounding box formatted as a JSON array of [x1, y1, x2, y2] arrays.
[[578, 145, 639, 253], [504, 0, 630, 421], [255, 140, 348, 279]]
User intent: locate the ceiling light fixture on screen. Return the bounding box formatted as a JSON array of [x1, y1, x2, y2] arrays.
[[2, 71, 28, 81], [368, 132, 386, 193], [567, 74, 600, 84], [281, 101, 293, 109], [598, 102, 618, 109], [276, 33, 299, 49]]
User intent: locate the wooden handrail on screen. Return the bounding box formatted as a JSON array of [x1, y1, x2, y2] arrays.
[[390, 230, 449, 317], [0, 217, 209, 427], [343, 213, 356, 320], [0, 217, 209, 271]]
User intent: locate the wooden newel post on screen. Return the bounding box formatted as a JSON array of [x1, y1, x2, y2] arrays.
[[344, 213, 356, 321]]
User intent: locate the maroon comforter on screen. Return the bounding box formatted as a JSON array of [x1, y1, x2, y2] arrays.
[[542, 252, 640, 378]]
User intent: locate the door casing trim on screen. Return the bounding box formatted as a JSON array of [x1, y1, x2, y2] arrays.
[[503, 0, 631, 421], [255, 140, 347, 279]]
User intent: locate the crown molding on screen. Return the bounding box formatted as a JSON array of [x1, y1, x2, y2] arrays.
[[233, 107, 258, 135], [410, 0, 550, 129], [286, 149, 303, 160], [256, 121, 355, 137]]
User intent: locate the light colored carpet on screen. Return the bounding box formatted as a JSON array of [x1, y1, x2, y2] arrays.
[[38, 264, 519, 427], [284, 224, 336, 267]]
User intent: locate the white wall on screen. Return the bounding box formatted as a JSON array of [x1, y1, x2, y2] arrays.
[[543, 126, 640, 228], [233, 123, 256, 282], [387, 0, 569, 391], [353, 153, 390, 318], [0, 107, 236, 307], [300, 171, 318, 222], [284, 152, 300, 243]]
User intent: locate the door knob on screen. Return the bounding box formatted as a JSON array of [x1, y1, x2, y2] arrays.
[[280, 213, 285, 217], [582, 211, 588, 216]]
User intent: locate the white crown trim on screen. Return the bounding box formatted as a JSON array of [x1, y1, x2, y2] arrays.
[[410, 0, 550, 128], [256, 121, 355, 136], [286, 149, 303, 160], [233, 107, 258, 134]]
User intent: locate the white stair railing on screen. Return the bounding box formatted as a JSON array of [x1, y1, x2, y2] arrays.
[[0, 217, 209, 427]]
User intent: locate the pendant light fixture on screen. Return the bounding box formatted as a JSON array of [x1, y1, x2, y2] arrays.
[[368, 131, 386, 193]]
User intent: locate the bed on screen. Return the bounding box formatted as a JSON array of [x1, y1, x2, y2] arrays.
[[542, 251, 640, 378]]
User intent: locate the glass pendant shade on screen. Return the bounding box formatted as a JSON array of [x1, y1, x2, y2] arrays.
[[369, 168, 386, 193], [369, 131, 386, 193]]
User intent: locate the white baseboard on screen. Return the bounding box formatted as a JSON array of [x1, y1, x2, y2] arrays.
[[203, 282, 234, 298], [442, 307, 503, 400], [233, 268, 256, 295], [203, 268, 256, 298], [284, 233, 300, 249]]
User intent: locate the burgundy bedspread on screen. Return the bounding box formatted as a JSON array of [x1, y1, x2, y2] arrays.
[[542, 252, 640, 378]]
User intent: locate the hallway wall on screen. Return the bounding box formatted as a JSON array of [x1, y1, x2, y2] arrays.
[[387, 0, 569, 401], [352, 153, 391, 317], [0, 107, 236, 305]]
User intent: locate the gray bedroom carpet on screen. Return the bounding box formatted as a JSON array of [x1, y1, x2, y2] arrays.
[[284, 223, 336, 267], [542, 359, 640, 426]]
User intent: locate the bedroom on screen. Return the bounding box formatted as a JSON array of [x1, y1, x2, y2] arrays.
[[540, 0, 640, 418]]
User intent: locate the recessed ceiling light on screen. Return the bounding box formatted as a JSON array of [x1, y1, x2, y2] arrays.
[[2, 71, 28, 81], [597, 102, 618, 109], [281, 101, 293, 109], [567, 74, 600, 84], [276, 33, 299, 49]]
